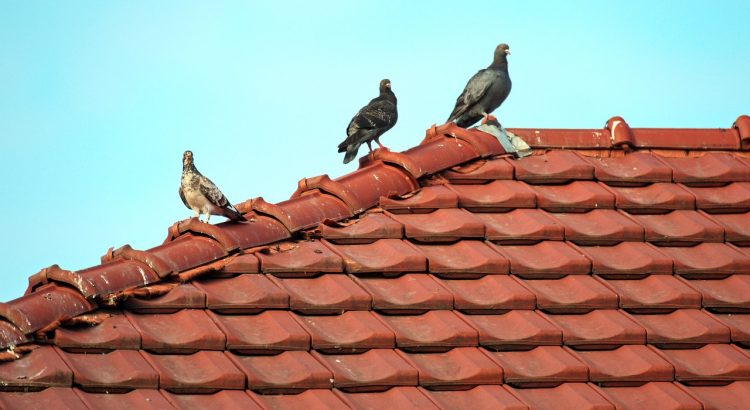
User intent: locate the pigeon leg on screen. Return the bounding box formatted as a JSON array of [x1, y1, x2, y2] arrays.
[[374, 137, 386, 149], [366, 141, 373, 152], [205, 213, 211, 223]]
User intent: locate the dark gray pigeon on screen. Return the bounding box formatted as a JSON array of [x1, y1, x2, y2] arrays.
[[338, 79, 397, 164], [179, 150, 246, 223], [447, 43, 512, 128]]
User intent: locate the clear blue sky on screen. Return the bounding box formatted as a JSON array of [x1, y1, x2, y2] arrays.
[[1, 1, 749, 302]]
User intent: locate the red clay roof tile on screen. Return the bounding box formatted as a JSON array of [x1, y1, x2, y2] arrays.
[[399, 347, 503, 390], [228, 350, 333, 393], [255, 192, 352, 232], [586, 152, 673, 186], [211, 214, 291, 250], [0, 388, 88, 410], [424, 385, 529, 410], [488, 346, 588, 387], [162, 390, 263, 410], [355, 274, 453, 314], [440, 157, 515, 183], [607, 183, 696, 213], [542, 310, 646, 349], [656, 344, 750, 385], [683, 183, 750, 213], [631, 210, 724, 245], [600, 382, 702, 410], [512, 151, 594, 184], [143, 350, 245, 393], [257, 240, 343, 276], [335, 386, 438, 409], [271, 274, 371, 314], [448, 180, 537, 211], [684, 381, 750, 410], [378, 310, 478, 352], [531, 181, 615, 213], [314, 349, 419, 392], [194, 273, 288, 313], [78, 389, 175, 410], [379, 185, 458, 213], [388, 208, 485, 242], [316, 212, 403, 244], [685, 275, 750, 312], [551, 210, 644, 245], [660, 243, 750, 278], [0, 284, 93, 334], [220, 253, 259, 274], [294, 311, 395, 353], [578, 242, 672, 278], [123, 282, 205, 313], [573, 345, 673, 385], [492, 241, 591, 278], [478, 209, 564, 244], [54, 313, 140, 352], [461, 311, 562, 350], [710, 212, 750, 245], [331, 239, 427, 274], [208, 310, 310, 354], [149, 234, 228, 273], [519, 275, 618, 313], [507, 383, 615, 410], [126, 309, 225, 354], [712, 313, 750, 346], [334, 161, 419, 209], [629, 310, 731, 348], [413, 241, 508, 277], [439, 275, 536, 313], [0, 346, 71, 390], [59, 349, 158, 392], [660, 153, 750, 186], [601, 275, 701, 312], [250, 388, 350, 409]]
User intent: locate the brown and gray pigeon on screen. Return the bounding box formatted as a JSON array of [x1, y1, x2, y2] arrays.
[[179, 150, 246, 223], [338, 79, 397, 164], [447, 43, 512, 128]]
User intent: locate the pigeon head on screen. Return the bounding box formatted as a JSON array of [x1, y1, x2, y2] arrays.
[[490, 43, 510, 68], [379, 79, 392, 92], [183, 150, 194, 168]]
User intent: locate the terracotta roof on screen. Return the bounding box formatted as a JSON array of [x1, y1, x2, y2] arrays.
[[2, 115, 750, 409]]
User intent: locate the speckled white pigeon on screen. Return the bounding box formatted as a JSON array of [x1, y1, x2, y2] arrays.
[[179, 150, 246, 223]]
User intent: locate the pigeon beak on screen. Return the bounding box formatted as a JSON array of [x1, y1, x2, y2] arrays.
[[505, 49, 511, 55]]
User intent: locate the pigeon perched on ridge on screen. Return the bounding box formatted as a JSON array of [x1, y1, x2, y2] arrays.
[[447, 43, 512, 128], [179, 150, 246, 223], [338, 79, 397, 164]]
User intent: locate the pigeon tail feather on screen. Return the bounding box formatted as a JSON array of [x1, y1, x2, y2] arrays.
[[342, 143, 361, 164], [223, 206, 247, 222]]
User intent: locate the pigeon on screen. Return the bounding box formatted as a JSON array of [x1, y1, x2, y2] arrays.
[[447, 43, 512, 128], [338, 79, 398, 164], [179, 150, 246, 223]]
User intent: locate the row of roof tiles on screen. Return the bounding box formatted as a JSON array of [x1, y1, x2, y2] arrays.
[[4, 382, 750, 410], [4, 344, 750, 393], [15, 271, 750, 320], [46, 308, 750, 353]]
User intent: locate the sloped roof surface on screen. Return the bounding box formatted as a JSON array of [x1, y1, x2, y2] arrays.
[[2, 115, 750, 409]]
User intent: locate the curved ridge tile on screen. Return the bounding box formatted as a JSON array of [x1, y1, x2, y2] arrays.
[[0, 284, 93, 334]]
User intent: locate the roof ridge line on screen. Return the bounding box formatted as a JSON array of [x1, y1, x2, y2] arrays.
[[0, 123, 505, 351]]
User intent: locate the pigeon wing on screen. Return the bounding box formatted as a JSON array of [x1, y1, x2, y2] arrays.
[[339, 98, 396, 150], [178, 185, 190, 209], [447, 69, 497, 122], [198, 176, 230, 208]]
